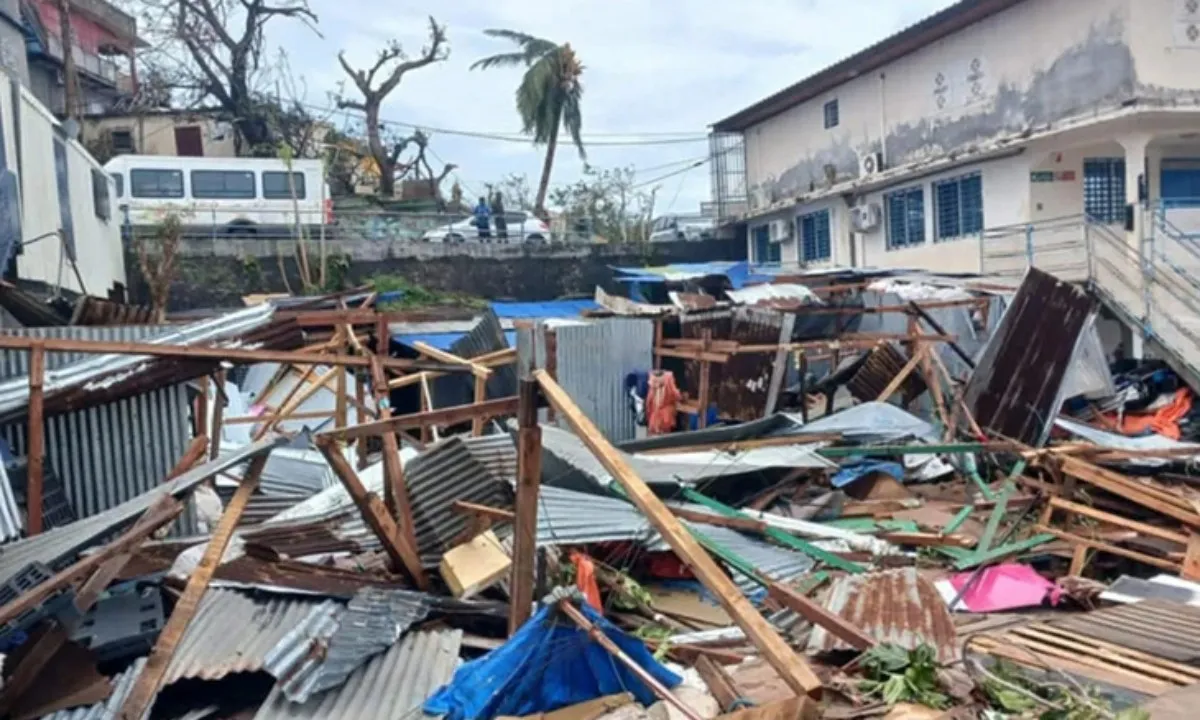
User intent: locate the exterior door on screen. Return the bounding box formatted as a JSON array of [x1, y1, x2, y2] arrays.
[[174, 126, 204, 157]]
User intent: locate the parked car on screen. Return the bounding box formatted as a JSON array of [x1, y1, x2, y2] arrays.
[[648, 214, 716, 243], [421, 211, 550, 243]]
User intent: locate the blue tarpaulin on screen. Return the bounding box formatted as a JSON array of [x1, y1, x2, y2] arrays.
[[609, 261, 776, 290], [831, 460, 905, 488], [424, 602, 680, 720]]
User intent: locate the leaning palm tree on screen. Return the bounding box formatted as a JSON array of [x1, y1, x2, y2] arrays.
[[471, 30, 585, 217]]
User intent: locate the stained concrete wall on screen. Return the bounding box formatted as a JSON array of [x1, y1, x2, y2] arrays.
[[0, 0, 29, 86], [127, 238, 746, 311], [744, 0, 1138, 201]]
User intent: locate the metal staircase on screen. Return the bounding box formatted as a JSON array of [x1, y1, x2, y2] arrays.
[[981, 212, 1200, 391]]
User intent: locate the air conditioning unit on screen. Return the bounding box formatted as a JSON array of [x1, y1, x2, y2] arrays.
[[768, 219, 791, 243], [851, 203, 883, 232], [859, 150, 884, 177]]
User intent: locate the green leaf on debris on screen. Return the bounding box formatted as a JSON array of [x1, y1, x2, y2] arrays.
[[859, 644, 951, 710], [369, 274, 487, 310]]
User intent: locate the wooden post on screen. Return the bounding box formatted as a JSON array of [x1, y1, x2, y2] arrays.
[[370, 356, 412, 536], [535, 370, 823, 697], [766, 581, 875, 650], [117, 454, 270, 720], [544, 328, 558, 424], [355, 369, 368, 470], [318, 438, 428, 588], [419, 374, 434, 444], [335, 359, 348, 431], [208, 369, 226, 460], [253, 367, 336, 441], [509, 377, 542, 635], [876, 346, 924, 403], [472, 375, 487, 437], [697, 329, 712, 429], [653, 320, 664, 371], [195, 375, 209, 439], [27, 342, 45, 536]]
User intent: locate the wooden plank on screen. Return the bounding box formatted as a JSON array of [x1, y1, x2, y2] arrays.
[[117, 454, 269, 720], [0, 624, 68, 715], [1068, 544, 1090, 577], [27, 342, 44, 536], [694, 655, 742, 713], [386, 348, 516, 389], [412, 341, 492, 379], [655, 347, 730, 364], [1036, 525, 1181, 571], [1059, 457, 1200, 527], [317, 439, 428, 589], [879, 532, 977, 548], [765, 581, 875, 651], [472, 375, 487, 436], [509, 377, 541, 635], [252, 366, 335, 441], [1003, 627, 1199, 685], [637, 433, 843, 456], [876, 346, 925, 402], [355, 368, 369, 470], [451, 499, 515, 523], [969, 636, 1173, 697], [535, 370, 823, 696], [697, 333, 712, 430], [370, 356, 415, 545], [194, 375, 209, 439], [209, 369, 226, 460], [1183, 533, 1200, 582], [320, 396, 520, 442], [671, 507, 768, 533], [1023, 624, 1200, 679], [1049, 496, 1189, 546], [335, 349, 348, 429]]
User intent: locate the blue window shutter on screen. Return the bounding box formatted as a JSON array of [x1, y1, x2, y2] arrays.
[[961, 174, 983, 234]]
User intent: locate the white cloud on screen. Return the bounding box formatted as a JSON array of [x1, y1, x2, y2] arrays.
[[268, 0, 957, 213]]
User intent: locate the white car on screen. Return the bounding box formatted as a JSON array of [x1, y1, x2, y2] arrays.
[[422, 211, 550, 243]]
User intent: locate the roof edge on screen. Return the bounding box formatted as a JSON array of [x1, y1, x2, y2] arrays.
[[711, 0, 1027, 133]]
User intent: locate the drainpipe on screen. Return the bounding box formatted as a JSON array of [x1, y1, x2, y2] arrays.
[[878, 72, 888, 165]]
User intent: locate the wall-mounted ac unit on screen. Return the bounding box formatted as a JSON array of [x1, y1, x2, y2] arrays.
[[859, 150, 884, 177], [851, 203, 882, 232], [768, 218, 791, 243]]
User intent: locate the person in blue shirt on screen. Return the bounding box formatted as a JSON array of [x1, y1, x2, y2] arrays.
[[473, 197, 492, 242]]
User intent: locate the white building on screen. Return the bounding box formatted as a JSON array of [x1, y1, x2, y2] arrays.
[[711, 0, 1200, 271], [0, 69, 126, 297]]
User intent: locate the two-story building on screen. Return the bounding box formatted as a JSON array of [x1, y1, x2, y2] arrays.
[[711, 0, 1200, 274]]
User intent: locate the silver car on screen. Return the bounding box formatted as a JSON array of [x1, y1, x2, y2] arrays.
[[421, 211, 551, 243]]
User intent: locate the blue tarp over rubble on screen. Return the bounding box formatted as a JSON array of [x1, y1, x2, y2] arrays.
[[424, 601, 680, 720]]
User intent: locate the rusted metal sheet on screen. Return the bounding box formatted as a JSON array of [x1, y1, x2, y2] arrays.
[[845, 343, 927, 403], [70, 296, 155, 326], [1047, 599, 1200, 663], [680, 307, 788, 422], [806, 568, 958, 662], [964, 268, 1096, 447], [215, 556, 406, 598], [241, 519, 364, 558]]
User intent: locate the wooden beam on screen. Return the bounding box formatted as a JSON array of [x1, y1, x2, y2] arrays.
[[694, 655, 743, 713], [509, 377, 542, 635], [225, 410, 334, 425], [194, 375, 209, 439], [535, 369, 823, 697], [472, 375, 487, 436], [1184, 534, 1200, 582], [1059, 456, 1200, 527], [766, 581, 875, 651], [370, 356, 418, 550], [671, 507, 768, 533], [0, 335, 478, 373], [335, 357, 348, 430], [452, 499, 515, 523], [208, 369, 226, 460], [387, 349, 516, 389], [876, 346, 925, 402], [319, 396, 520, 442], [412, 341, 492, 379], [26, 342, 45, 536], [0, 497, 182, 630], [355, 368, 369, 470], [636, 433, 843, 456], [166, 436, 210, 481], [1048, 497, 1189, 546], [117, 454, 269, 720], [317, 439, 428, 589], [1035, 525, 1181, 572]]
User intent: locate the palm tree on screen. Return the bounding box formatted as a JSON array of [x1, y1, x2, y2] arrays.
[[471, 30, 585, 217]]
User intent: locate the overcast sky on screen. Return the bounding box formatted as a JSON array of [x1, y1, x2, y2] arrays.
[[264, 0, 956, 214]]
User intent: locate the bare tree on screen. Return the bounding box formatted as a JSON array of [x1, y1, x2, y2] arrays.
[[141, 0, 319, 152], [135, 212, 184, 322], [337, 17, 448, 197]]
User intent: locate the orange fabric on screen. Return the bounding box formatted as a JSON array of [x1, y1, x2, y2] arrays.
[[646, 370, 680, 436], [570, 551, 602, 610], [1103, 388, 1193, 440]]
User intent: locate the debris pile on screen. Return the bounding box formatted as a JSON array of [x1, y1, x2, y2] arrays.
[[0, 270, 1197, 719]]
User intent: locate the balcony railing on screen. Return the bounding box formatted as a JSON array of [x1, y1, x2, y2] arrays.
[[45, 35, 121, 86]]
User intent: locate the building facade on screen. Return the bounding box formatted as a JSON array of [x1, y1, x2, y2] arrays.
[[711, 0, 1200, 273], [82, 109, 238, 160]]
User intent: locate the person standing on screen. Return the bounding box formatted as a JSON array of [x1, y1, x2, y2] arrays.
[[473, 196, 492, 242], [492, 192, 509, 243]]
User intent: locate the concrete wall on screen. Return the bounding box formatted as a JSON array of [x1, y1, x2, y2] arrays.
[[125, 238, 746, 311], [0, 1, 29, 85], [83, 113, 237, 157], [744, 0, 1138, 202], [2, 73, 126, 295]]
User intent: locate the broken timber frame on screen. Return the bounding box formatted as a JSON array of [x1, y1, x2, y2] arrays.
[[535, 369, 823, 697], [27, 342, 45, 535], [509, 368, 542, 635], [117, 453, 271, 720], [319, 396, 520, 443]]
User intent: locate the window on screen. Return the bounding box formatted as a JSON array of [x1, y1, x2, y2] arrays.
[[91, 169, 111, 221], [262, 171, 306, 200], [110, 172, 123, 198], [751, 225, 781, 264], [933, 172, 983, 240], [108, 129, 135, 155], [823, 99, 839, 129], [1083, 158, 1126, 222], [190, 170, 256, 199], [130, 169, 184, 199], [798, 209, 832, 262], [885, 186, 925, 249], [1161, 159, 1200, 209]]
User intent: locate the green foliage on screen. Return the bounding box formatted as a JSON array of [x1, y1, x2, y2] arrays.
[[548, 165, 655, 244], [326, 254, 352, 291], [859, 644, 951, 710], [980, 661, 1149, 720], [632, 625, 673, 661], [368, 274, 485, 310], [606, 573, 652, 612]]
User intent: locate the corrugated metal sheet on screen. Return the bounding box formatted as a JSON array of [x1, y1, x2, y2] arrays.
[[807, 568, 959, 663], [648, 523, 815, 593], [963, 268, 1097, 447], [845, 343, 927, 403], [1047, 599, 1200, 663], [40, 657, 149, 720], [555, 318, 653, 443], [405, 436, 514, 566], [462, 433, 517, 482], [430, 309, 517, 410], [0, 461, 20, 542], [0, 437, 286, 585], [266, 587, 431, 702], [220, 445, 337, 498], [163, 588, 329, 686], [253, 628, 463, 720], [0, 324, 171, 376], [0, 383, 191, 524]]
